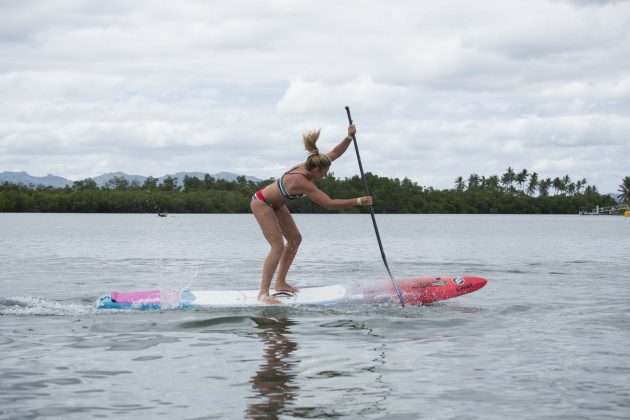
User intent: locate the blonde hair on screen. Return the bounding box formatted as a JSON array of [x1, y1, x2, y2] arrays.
[[303, 129, 331, 171]]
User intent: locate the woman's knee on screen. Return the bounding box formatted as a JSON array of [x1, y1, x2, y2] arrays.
[[269, 241, 285, 258], [286, 232, 302, 249]]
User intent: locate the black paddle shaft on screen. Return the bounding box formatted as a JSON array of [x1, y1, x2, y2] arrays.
[[345, 106, 405, 307]]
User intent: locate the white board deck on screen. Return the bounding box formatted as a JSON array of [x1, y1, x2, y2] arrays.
[[186, 285, 348, 307]]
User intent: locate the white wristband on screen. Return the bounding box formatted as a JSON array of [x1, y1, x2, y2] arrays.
[[356, 197, 362, 206]]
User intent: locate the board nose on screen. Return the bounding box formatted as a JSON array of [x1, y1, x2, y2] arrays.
[[468, 276, 488, 290]]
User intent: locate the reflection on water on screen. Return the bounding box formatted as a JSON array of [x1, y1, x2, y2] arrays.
[[247, 316, 299, 419]]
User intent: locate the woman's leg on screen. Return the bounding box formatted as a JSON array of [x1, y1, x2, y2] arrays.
[[274, 205, 302, 293], [251, 200, 284, 304]]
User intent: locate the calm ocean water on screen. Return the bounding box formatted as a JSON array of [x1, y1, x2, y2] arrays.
[[1, 213, 629, 419]]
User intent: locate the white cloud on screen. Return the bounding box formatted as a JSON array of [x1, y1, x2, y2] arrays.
[[1, 0, 629, 193]]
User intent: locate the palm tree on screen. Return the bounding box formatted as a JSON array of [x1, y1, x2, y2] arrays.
[[575, 178, 587, 194], [526, 172, 538, 196], [538, 178, 551, 196], [618, 176, 630, 203], [467, 174, 480, 190], [585, 185, 599, 196], [501, 167, 516, 193], [516, 169, 529, 192], [484, 175, 501, 192], [562, 175, 571, 194], [552, 177, 563, 195], [454, 176, 466, 192]]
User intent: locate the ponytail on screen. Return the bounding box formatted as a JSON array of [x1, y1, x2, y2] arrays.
[[303, 129, 331, 170]]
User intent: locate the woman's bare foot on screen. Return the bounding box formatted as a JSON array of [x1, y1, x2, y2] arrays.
[[274, 282, 299, 294], [258, 292, 282, 304]]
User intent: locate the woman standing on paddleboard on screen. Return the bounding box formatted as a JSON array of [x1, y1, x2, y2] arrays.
[[251, 124, 373, 304]]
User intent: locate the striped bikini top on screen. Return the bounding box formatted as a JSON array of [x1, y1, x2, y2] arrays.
[[277, 169, 309, 200]]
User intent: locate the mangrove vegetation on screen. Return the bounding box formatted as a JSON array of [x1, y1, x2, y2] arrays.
[[0, 168, 619, 214]]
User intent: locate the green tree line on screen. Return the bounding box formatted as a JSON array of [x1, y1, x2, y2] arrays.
[[0, 170, 618, 214]]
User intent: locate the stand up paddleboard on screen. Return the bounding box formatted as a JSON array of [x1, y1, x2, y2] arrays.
[[95, 276, 487, 310]]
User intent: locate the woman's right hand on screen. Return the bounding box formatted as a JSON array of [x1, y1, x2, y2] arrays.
[[348, 123, 357, 138], [357, 196, 373, 206]]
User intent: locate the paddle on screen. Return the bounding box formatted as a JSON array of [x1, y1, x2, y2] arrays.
[[345, 106, 405, 307]]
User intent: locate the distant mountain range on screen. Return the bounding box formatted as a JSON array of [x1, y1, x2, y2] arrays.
[[0, 171, 261, 188]]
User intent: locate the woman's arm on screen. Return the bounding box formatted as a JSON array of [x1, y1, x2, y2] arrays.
[[304, 184, 372, 210], [326, 124, 356, 162]]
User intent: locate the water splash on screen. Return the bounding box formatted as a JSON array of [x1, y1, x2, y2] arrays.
[[150, 258, 202, 308], [0, 296, 92, 316]]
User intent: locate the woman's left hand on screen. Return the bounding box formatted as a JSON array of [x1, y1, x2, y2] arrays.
[[357, 196, 373, 206], [348, 124, 356, 137]]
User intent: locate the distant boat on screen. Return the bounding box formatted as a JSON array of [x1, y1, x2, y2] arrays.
[[158, 212, 167, 217]]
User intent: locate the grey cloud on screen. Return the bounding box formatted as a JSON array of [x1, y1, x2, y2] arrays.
[[1, 0, 629, 193]]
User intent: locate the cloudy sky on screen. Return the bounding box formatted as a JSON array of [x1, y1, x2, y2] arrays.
[[1, 0, 629, 193]]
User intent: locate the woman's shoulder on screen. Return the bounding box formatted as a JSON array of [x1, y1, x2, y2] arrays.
[[286, 163, 306, 172], [284, 164, 308, 177]]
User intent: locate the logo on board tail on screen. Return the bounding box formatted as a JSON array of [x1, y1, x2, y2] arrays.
[[452, 276, 465, 285]]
